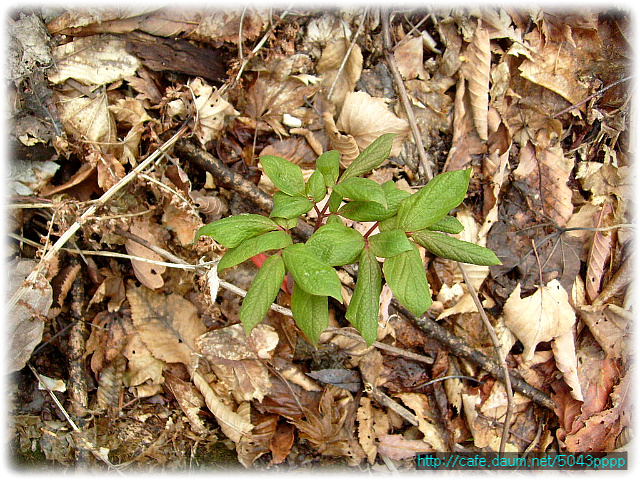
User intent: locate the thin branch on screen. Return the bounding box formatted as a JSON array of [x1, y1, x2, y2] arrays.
[[552, 75, 633, 118], [458, 262, 514, 453], [381, 7, 434, 180]]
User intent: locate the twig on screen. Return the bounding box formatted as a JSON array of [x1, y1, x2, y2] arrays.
[[327, 7, 368, 101], [8, 120, 192, 313], [381, 7, 434, 180], [552, 75, 633, 118], [458, 262, 514, 453]]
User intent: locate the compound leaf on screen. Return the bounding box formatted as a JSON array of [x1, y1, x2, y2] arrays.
[[195, 214, 278, 248], [218, 231, 292, 271], [260, 155, 305, 196], [239, 254, 285, 335], [346, 249, 382, 346], [383, 244, 432, 316], [291, 285, 329, 346], [340, 133, 395, 181], [282, 244, 342, 300], [367, 229, 413, 258], [411, 230, 501, 266], [306, 223, 364, 266], [397, 168, 471, 232]]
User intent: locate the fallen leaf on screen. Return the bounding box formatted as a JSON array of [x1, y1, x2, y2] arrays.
[[161, 203, 202, 247], [188, 77, 239, 146], [108, 96, 152, 164], [122, 332, 165, 388], [357, 396, 377, 464], [395, 393, 447, 451], [461, 23, 491, 141], [55, 91, 116, 146], [7, 259, 51, 373], [503, 279, 575, 362], [377, 434, 432, 460], [585, 201, 614, 302], [124, 219, 166, 289], [323, 111, 360, 165], [164, 371, 207, 435], [336, 91, 409, 157], [317, 36, 363, 107], [551, 328, 583, 401], [394, 35, 426, 80], [269, 421, 295, 465], [195, 8, 267, 44], [9, 158, 60, 196]]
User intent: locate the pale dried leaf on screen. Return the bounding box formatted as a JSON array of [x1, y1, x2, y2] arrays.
[[189, 78, 239, 145], [576, 304, 629, 358], [317, 36, 363, 107], [195, 8, 267, 44], [436, 293, 477, 320], [122, 333, 165, 388], [377, 434, 432, 460], [108, 97, 152, 164], [452, 210, 490, 290], [503, 280, 576, 362], [161, 204, 202, 247], [87, 149, 125, 191], [585, 202, 614, 302], [336, 91, 409, 157], [164, 372, 207, 435], [551, 328, 583, 401], [357, 396, 377, 464], [127, 285, 207, 366], [7, 259, 51, 373], [56, 91, 116, 145], [513, 143, 574, 227], [48, 35, 140, 85], [124, 219, 166, 289], [394, 36, 426, 80], [396, 393, 447, 451], [323, 111, 359, 166], [461, 23, 491, 141]]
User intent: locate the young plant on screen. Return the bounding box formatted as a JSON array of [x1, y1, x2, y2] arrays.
[[195, 134, 501, 346]]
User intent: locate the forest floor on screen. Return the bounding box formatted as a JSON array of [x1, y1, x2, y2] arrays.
[[7, 4, 633, 472]]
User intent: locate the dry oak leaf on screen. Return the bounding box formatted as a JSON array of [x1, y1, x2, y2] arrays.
[[336, 91, 409, 157], [48, 35, 140, 85], [504, 279, 575, 362], [551, 328, 583, 401], [127, 285, 206, 367]]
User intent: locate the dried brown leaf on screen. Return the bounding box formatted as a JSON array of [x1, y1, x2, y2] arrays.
[[109, 97, 152, 164], [7, 259, 51, 373], [585, 202, 614, 302], [87, 149, 125, 191], [503, 280, 575, 362], [55, 91, 116, 145], [269, 421, 295, 465], [357, 396, 377, 464], [122, 333, 165, 388], [323, 111, 359, 165], [194, 8, 267, 44], [164, 371, 207, 435], [189, 78, 239, 146], [48, 35, 140, 85], [161, 204, 203, 247], [396, 393, 447, 451], [513, 142, 574, 227], [551, 329, 583, 401], [124, 219, 166, 289], [461, 23, 491, 141], [394, 36, 426, 80], [336, 91, 409, 157], [127, 285, 206, 366], [317, 36, 363, 107], [377, 434, 432, 460]]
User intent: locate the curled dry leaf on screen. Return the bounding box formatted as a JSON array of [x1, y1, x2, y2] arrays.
[[317, 36, 363, 107], [122, 333, 165, 390], [189, 77, 239, 146], [503, 279, 575, 362], [323, 111, 359, 166], [585, 201, 614, 302], [124, 219, 166, 289], [461, 23, 491, 141], [7, 259, 52, 373], [161, 203, 203, 247], [551, 328, 583, 401], [48, 35, 140, 85], [108, 97, 152, 164], [194, 8, 267, 44], [336, 91, 409, 157], [163, 371, 207, 435], [357, 396, 377, 464], [395, 393, 447, 451]]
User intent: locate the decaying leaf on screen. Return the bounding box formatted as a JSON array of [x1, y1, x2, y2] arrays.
[[336, 91, 409, 157], [317, 36, 363, 107], [394, 35, 427, 80], [55, 91, 116, 146], [9, 158, 60, 196], [504, 279, 575, 362], [189, 77, 239, 146], [164, 371, 207, 435], [395, 393, 447, 451], [7, 259, 51, 373], [377, 434, 433, 460], [122, 332, 165, 390], [124, 219, 166, 289], [108, 96, 152, 164], [551, 328, 583, 401], [357, 396, 377, 464], [585, 201, 614, 302], [461, 22, 491, 141], [323, 111, 360, 165]]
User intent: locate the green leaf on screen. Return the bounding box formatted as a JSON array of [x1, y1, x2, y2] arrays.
[[239, 254, 285, 335], [328, 189, 343, 213], [218, 231, 292, 271], [411, 230, 501, 266], [291, 285, 328, 346], [383, 244, 432, 316], [306, 170, 327, 202], [381, 180, 412, 208], [378, 216, 398, 231], [316, 150, 340, 187], [273, 216, 298, 230], [306, 223, 364, 266], [346, 249, 382, 346], [260, 155, 305, 196], [333, 177, 387, 208], [195, 214, 279, 248], [337, 201, 395, 222], [340, 133, 395, 181], [282, 244, 342, 300], [367, 229, 413, 258], [426, 216, 465, 234], [325, 214, 343, 226], [270, 191, 314, 219], [396, 168, 471, 232]]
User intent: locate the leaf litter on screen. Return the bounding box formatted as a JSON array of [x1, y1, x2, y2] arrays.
[[7, 4, 632, 471]]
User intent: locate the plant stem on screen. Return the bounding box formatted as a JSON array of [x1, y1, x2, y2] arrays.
[[363, 222, 379, 239]]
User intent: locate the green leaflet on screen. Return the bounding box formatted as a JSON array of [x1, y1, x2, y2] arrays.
[[397, 168, 471, 232], [260, 155, 306, 196], [291, 285, 328, 346], [328, 189, 343, 213], [306, 169, 327, 202], [337, 201, 395, 222], [367, 229, 413, 258], [217, 231, 292, 271], [411, 230, 501, 266], [273, 216, 298, 230], [239, 254, 285, 335], [194, 214, 278, 248], [333, 177, 387, 208], [270, 191, 314, 219], [383, 244, 432, 316], [381, 180, 412, 207], [282, 244, 342, 300], [426, 216, 465, 234], [316, 150, 340, 187], [340, 133, 395, 181], [306, 223, 364, 266], [346, 249, 382, 346]]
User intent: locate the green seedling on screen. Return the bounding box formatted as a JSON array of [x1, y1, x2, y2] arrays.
[[195, 134, 501, 346]]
